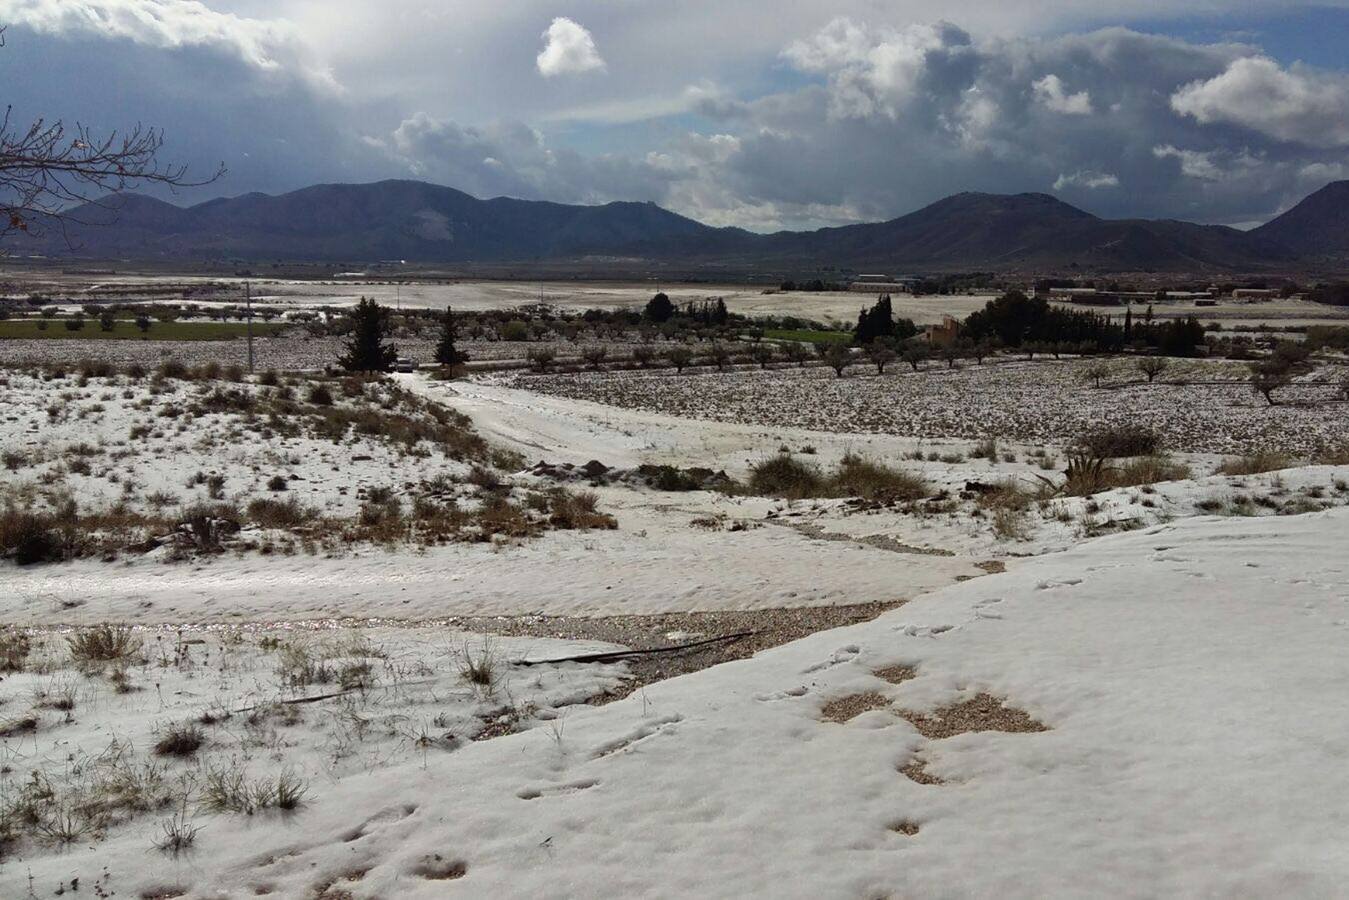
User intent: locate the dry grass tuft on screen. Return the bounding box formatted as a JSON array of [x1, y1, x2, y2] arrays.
[[67, 625, 142, 665], [456, 639, 498, 687], [1218, 451, 1294, 476], [153, 722, 205, 757]]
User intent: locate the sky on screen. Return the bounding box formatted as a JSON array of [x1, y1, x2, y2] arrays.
[[4, 1, 1349, 231]]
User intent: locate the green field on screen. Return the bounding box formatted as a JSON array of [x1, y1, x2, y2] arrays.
[[764, 328, 852, 346], [0, 319, 290, 342]]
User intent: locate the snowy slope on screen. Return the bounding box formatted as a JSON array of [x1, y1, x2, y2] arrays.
[[9, 508, 1348, 898]]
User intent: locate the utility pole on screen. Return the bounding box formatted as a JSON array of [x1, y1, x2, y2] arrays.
[[245, 281, 255, 374]]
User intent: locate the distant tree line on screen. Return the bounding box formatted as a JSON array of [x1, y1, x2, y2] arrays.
[[961, 290, 1207, 357]]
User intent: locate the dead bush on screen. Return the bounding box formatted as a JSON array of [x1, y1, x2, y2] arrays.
[[153, 722, 205, 757], [246, 497, 314, 529], [67, 625, 142, 665], [547, 489, 617, 530]]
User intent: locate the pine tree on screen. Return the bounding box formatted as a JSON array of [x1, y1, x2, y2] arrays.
[[434, 308, 468, 367], [644, 292, 675, 323], [339, 297, 398, 373]]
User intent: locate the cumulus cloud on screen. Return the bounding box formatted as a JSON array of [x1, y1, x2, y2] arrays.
[[1033, 74, 1092, 115], [782, 19, 973, 119], [1152, 144, 1263, 182], [536, 17, 605, 77], [10, 2, 1349, 233], [1171, 56, 1349, 147], [1053, 170, 1119, 190], [0, 0, 336, 88]]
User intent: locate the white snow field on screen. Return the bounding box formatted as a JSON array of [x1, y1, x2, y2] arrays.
[[4, 509, 1347, 898]]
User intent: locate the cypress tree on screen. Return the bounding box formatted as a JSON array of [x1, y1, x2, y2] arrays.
[[434, 308, 468, 367], [339, 297, 398, 373]]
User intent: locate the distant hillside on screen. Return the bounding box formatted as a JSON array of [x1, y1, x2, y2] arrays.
[[6, 178, 1334, 273], [749, 192, 1292, 271], [1252, 181, 1349, 257]]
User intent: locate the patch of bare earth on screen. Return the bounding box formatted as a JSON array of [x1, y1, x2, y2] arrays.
[[901, 693, 1048, 739], [441, 600, 906, 700], [820, 691, 892, 723], [872, 664, 917, 685]]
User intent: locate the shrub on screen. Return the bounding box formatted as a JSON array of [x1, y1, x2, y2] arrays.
[[975, 480, 1033, 511], [547, 489, 617, 530], [1078, 423, 1162, 458], [0, 629, 32, 673], [67, 625, 142, 664], [748, 455, 824, 499], [0, 508, 63, 565], [526, 347, 557, 372], [305, 383, 334, 406], [831, 453, 927, 502], [153, 722, 205, 757], [500, 320, 530, 342], [246, 497, 312, 528], [157, 360, 189, 380], [1218, 451, 1293, 476], [1116, 455, 1190, 487], [178, 502, 242, 553], [266, 474, 289, 492], [581, 347, 608, 370]]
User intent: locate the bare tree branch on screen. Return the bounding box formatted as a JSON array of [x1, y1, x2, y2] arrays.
[[1, 27, 224, 244]]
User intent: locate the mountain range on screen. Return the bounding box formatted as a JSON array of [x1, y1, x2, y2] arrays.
[[10, 179, 1349, 274]]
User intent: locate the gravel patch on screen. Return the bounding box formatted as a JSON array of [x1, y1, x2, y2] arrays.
[[820, 691, 892, 723], [901, 693, 1049, 739]]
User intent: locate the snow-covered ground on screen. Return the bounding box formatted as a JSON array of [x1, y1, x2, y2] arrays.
[[5, 360, 1349, 895], [6, 509, 1348, 897], [511, 357, 1349, 454]]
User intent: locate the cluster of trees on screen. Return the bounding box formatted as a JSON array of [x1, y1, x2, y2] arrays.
[[961, 291, 1207, 357], [853, 295, 918, 345], [643, 292, 730, 326], [778, 279, 842, 292], [1309, 283, 1349, 306]]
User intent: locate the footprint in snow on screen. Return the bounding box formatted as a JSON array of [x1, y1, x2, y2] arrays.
[[589, 714, 683, 760], [1035, 579, 1082, 590], [802, 644, 862, 673], [892, 624, 956, 638], [517, 777, 600, 800]]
